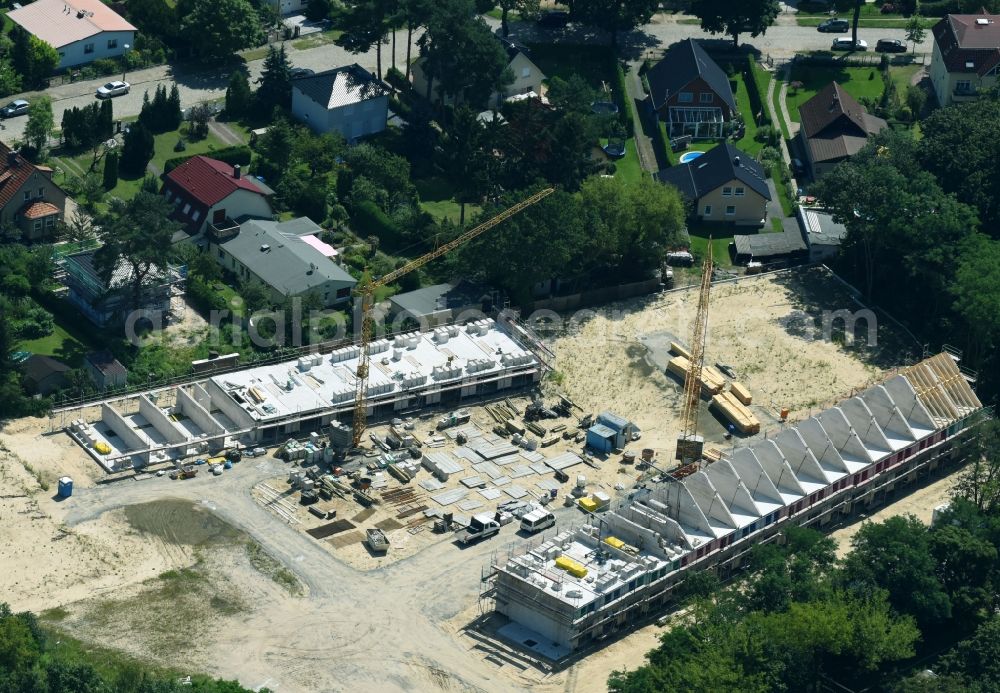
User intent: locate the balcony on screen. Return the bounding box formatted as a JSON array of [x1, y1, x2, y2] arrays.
[[208, 218, 240, 241]]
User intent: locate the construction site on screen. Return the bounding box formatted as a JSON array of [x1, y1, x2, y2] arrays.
[[0, 192, 992, 692]]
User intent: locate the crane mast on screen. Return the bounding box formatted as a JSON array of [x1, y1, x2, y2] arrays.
[[351, 188, 555, 448], [674, 240, 713, 471]]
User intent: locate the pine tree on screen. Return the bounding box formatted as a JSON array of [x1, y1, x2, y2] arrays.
[[102, 152, 119, 190], [99, 98, 114, 140], [167, 84, 182, 130], [255, 45, 292, 111], [121, 122, 155, 176], [225, 71, 252, 118]]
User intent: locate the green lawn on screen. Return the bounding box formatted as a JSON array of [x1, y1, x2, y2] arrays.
[[770, 162, 794, 216], [603, 138, 645, 183], [291, 29, 344, 51], [889, 64, 922, 95], [729, 71, 762, 156], [785, 65, 885, 122], [687, 229, 734, 268], [415, 176, 481, 224], [17, 322, 91, 367], [55, 125, 233, 205]]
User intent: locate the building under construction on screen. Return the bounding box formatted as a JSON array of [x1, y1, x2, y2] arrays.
[[484, 353, 986, 656], [67, 317, 546, 471]]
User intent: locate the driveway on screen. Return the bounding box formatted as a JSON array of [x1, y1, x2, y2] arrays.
[[63, 459, 585, 692]]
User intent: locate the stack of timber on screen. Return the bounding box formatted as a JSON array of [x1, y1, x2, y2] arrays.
[[730, 381, 753, 405], [710, 391, 761, 434], [667, 355, 726, 395]]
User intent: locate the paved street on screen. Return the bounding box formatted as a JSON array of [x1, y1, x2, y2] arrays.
[[0, 13, 917, 143]]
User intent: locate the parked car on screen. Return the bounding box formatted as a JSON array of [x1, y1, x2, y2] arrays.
[[0, 99, 29, 118], [537, 10, 570, 28], [832, 37, 868, 51], [817, 18, 850, 33], [96, 81, 130, 98], [876, 38, 906, 53]]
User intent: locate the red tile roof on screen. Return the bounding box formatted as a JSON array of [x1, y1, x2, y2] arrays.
[[163, 156, 267, 208], [0, 141, 39, 209], [933, 13, 1000, 75], [21, 201, 60, 219]]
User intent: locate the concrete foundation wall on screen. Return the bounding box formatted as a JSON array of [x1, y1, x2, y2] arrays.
[[139, 395, 187, 444], [101, 403, 148, 451], [191, 382, 212, 411], [205, 380, 255, 430], [176, 387, 225, 448]]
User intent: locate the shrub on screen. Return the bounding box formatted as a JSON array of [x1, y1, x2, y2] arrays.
[[90, 58, 119, 76], [612, 59, 634, 135], [163, 145, 252, 173], [351, 199, 403, 247], [384, 67, 407, 91]]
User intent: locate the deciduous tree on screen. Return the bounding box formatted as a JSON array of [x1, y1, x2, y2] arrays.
[[690, 0, 781, 48], [23, 96, 54, 155], [571, 0, 658, 50], [178, 0, 263, 60]]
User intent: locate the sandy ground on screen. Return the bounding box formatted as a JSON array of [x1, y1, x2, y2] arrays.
[[829, 471, 963, 559], [542, 268, 908, 456]]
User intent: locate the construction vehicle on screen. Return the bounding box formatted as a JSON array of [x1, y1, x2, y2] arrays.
[[351, 189, 555, 448], [674, 240, 714, 475]]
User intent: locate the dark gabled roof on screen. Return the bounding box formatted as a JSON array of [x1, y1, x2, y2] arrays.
[[292, 64, 390, 110], [389, 280, 497, 318], [798, 82, 886, 163], [656, 143, 771, 201], [646, 39, 737, 112], [932, 13, 1000, 75], [20, 354, 70, 383], [86, 350, 127, 378], [733, 229, 807, 258]]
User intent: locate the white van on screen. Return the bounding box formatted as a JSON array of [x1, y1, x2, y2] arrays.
[[520, 507, 556, 534]]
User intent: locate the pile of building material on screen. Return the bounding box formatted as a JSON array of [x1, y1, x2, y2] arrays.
[[730, 381, 753, 405], [666, 355, 726, 395], [710, 391, 761, 435]]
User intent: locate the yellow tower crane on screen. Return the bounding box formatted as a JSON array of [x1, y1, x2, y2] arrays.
[[351, 188, 555, 448], [674, 239, 713, 476]]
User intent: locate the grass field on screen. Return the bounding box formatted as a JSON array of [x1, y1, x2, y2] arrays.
[[785, 65, 885, 122], [16, 323, 90, 366], [415, 176, 481, 224], [688, 229, 734, 267], [53, 125, 235, 207]]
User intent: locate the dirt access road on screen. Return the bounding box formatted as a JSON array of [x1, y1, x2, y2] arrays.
[[61, 460, 616, 693]]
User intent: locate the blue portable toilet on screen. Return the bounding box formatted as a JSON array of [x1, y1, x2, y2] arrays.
[[224, 459, 233, 470], [57, 476, 73, 498]]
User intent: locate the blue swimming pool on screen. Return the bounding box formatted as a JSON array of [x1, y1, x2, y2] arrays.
[[678, 151, 704, 164]]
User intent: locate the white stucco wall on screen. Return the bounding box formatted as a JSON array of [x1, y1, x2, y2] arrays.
[[58, 30, 135, 69], [292, 88, 389, 139]]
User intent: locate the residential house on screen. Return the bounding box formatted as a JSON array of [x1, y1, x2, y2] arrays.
[[161, 156, 274, 242], [19, 355, 70, 395], [8, 0, 135, 70], [930, 12, 1000, 106], [0, 142, 67, 241], [388, 280, 501, 327], [656, 143, 770, 226], [85, 351, 128, 390], [291, 65, 391, 139], [411, 38, 546, 107], [61, 250, 175, 326], [267, 0, 307, 15], [796, 82, 887, 179], [647, 38, 737, 139], [207, 217, 356, 308]]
